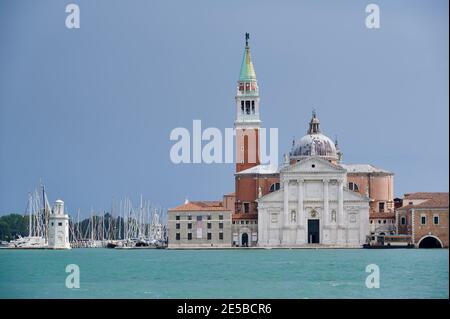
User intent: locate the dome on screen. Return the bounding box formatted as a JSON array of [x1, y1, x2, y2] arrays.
[[291, 133, 337, 159], [290, 111, 339, 161]]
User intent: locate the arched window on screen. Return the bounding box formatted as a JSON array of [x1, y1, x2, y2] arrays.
[[269, 183, 280, 192], [348, 182, 359, 192]]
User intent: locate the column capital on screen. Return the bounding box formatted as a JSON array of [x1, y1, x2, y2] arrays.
[[297, 178, 304, 183], [323, 178, 330, 184]]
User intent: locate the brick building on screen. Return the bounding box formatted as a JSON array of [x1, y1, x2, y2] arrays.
[[396, 192, 449, 248], [341, 164, 396, 236]]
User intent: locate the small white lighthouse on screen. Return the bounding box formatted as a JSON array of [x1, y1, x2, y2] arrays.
[[48, 199, 71, 249]]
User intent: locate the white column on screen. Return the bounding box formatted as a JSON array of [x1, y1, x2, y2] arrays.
[[338, 179, 344, 226], [283, 178, 289, 227], [323, 179, 329, 225], [297, 179, 303, 226]]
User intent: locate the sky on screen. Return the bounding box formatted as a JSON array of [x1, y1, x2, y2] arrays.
[[0, 0, 448, 217]]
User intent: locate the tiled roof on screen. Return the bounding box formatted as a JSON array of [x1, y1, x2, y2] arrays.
[[403, 192, 448, 200], [235, 164, 279, 175], [398, 192, 449, 210], [232, 213, 258, 220], [169, 201, 230, 212], [224, 192, 236, 196], [370, 212, 396, 219], [341, 164, 393, 174]]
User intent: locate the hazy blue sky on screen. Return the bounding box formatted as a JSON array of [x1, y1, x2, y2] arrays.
[[0, 0, 448, 216]]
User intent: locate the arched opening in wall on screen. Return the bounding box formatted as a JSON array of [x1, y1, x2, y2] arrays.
[[418, 236, 443, 248], [269, 183, 280, 192]]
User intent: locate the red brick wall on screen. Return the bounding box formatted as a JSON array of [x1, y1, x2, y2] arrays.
[[234, 174, 280, 218], [236, 128, 260, 172], [413, 209, 449, 248]]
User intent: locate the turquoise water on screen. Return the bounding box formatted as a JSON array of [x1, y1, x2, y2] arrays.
[[0, 249, 448, 298]]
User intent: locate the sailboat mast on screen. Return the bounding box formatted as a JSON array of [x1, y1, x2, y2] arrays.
[[27, 192, 33, 237], [42, 184, 49, 244]]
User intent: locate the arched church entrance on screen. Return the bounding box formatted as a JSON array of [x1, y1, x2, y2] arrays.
[[418, 236, 443, 248], [241, 233, 249, 247]]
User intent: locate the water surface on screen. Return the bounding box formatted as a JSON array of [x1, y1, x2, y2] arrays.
[[0, 249, 448, 298]]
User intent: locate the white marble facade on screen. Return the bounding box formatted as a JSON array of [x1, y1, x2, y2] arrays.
[[257, 157, 370, 247]]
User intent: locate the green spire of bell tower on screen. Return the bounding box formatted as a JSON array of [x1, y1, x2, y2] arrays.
[[239, 33, 257, 82]]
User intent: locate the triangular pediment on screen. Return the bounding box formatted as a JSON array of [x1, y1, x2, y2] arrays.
[[281, 156, 346, 174]]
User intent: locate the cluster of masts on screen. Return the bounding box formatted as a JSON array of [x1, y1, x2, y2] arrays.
[[26, 186, 51, 243], [71, 195, 167, 248], [23, 185, 167, 249]]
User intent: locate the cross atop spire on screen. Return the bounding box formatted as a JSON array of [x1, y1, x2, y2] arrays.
[[239, 33, 257, 82]]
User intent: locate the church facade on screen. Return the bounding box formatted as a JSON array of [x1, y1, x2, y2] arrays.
[[256, 119, 370, 247]]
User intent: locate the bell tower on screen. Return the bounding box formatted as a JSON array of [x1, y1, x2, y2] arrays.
[[235, 33, 261, 172]]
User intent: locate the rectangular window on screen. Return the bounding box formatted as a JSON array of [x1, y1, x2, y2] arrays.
[[379, 202, 385, 212], [176, 223, 180, 229], [401, 217, 406, 225], [175, 215, 180, 221], [58, 222, 62, 226], [243, 202, 250, 213], [434, 216, 439, 225], [421, 216, 426, 225], [207, 222, 212, 229], [187, 233, 192, 240], [51, 222, 54, 226], [219, 232, 224, 240], [207, 214, 211, 220], [196, 215, 202, 221], [188, 215, 192, 220], [219, 214, 223, 220], [207, 233, 212, 240], [187, 223, 192, 229], [219, 223, 223, 229], [175, 233, 180, 240]]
